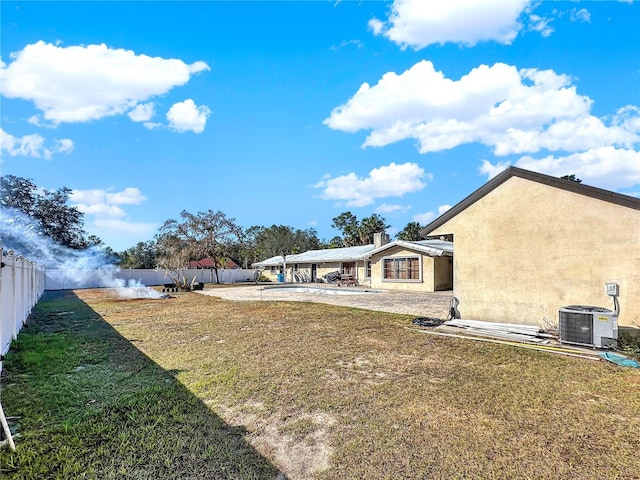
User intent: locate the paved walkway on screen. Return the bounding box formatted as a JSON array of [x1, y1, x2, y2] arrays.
[[197, 284, 453, 319]]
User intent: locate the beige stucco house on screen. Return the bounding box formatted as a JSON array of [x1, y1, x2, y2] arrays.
[[366, 238, 453, 292], [420, 167, 640, 328], [252, 233, 453, 292]]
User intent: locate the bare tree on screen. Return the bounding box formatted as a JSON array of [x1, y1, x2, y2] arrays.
[[155, 229, 192, 289], [156, 210, 242, 287]]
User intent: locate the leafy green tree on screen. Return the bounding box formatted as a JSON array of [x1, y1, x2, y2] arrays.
[[233, 225, 266, 267], [35, 187, 88, 249], [119, 240, 158, 269], [250, 225, 322, 260], [396, 221, 426, 241], [331, 212, 359, 246], [327, 236, 344, 248], [331, 211, 389, 246], [357, 213, 389, 245], [0, 174, 96, 250], [561, 174, 582, 183], [0, 175, 38, 215]]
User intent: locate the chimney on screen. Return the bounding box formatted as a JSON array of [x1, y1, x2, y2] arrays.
[[373, 232, 390, 249]]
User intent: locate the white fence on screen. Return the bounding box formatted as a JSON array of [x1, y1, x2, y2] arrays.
[[0, 261, 254, 364], [1, 249, 46, 364], [44, 268, 256, 290]]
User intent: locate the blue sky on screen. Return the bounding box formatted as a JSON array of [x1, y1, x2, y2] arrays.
[[1, 0, 639, 252]]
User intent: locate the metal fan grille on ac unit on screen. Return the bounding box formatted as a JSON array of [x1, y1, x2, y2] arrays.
[[559, 311, 592, 345]]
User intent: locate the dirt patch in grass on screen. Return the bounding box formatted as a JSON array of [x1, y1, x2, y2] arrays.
[[2, 288, 640, 479], [220, 402, 335, 479]]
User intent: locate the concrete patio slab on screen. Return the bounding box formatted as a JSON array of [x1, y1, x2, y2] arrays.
[[196, 284, 453, 319]]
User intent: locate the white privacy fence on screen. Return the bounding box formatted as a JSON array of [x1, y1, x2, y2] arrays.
[[44, 268, 256, 290], [0, 261, 254, 360], [1, 248, 46, 363]]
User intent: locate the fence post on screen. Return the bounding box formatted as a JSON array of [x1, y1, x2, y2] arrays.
[[18, 256, 25, 332], [7, 251, 17, 342]]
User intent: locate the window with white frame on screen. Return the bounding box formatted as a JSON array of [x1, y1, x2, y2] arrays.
[[382, 256, 420, 281], [341, 262, 355, 276], [366, 260, 372, 278]]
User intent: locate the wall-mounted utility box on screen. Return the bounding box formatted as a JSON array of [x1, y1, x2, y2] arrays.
[[605, 282, 619, 297]]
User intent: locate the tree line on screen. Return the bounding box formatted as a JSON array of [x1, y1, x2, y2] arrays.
[[1, 175, 428, 279]]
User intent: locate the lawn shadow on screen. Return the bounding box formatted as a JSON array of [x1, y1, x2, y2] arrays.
[[0, 290, 285, 480]]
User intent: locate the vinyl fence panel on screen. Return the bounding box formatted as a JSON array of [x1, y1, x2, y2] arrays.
[[0, 249, 45, 367], [44, 268, 256, 290]]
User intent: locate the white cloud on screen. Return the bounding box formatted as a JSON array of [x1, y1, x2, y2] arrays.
[[166, 99, 211, 133], [71, 187, 148, 229], [515, 147, 640, 190], [315, 162, 430, 207], [54, 138, 74, 154], [528, 14, 554, 37], [570, 8, 591, 23], [89, 218, 159, 251], [128, 102, 155, 122], [0, 41, 210, 125], [331, 39, 364, 51], [479, 159, 511, 179], [109, 187, 147, 205], [74, 203, 127, 218], [369, 0, 531, 49], [93, 218, 157, 234], [325, 61, 640, 159], [438, 204, 452, 215], [375, 203, 411, 215], [0, 128, 74, 159], [70, 187, 156, 250], [480, 147, 640, 190], [413, 204, 453, 225], [413, 211, 435, 224], [0, 129, 44, 157], [70, 187, 147, 207], [189, 61, 210, 75]]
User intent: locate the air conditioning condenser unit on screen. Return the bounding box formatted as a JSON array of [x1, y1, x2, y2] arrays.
[[559, 305, 618, 349]]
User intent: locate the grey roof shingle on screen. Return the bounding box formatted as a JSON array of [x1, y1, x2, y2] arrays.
[[252, 244, 374, 267], [252, 239, 453, 267]]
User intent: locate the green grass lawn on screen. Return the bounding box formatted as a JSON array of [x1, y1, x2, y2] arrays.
[[1, 289, 639, 479]]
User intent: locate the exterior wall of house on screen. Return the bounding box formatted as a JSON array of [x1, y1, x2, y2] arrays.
[[258, 266, 282, 282], [359, 262, 372, 287], [315, 262, 371, 285], [429, 176, 640, 327], [368, 246, 449, 292], [316, 262, 341, 279], [434, 256, 454, 291]]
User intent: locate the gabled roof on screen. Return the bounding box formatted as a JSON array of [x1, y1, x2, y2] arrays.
[[365, 239, 453, 258], [421, 166, 640, 236], [252, 240, 455, 267]]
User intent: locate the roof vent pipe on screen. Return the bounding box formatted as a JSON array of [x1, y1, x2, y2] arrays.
[[373, 232, 390, 249]]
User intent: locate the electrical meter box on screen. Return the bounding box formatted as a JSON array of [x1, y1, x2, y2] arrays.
[[605, 282, 619, 297]]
